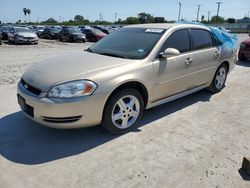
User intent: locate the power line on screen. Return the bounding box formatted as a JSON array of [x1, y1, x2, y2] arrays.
[[178, 2, 182, 21], [196, 5, 201, 21], [216, 2, 222, 23]]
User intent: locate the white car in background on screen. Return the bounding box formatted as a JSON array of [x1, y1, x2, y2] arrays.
[[8, 27, 39, 44]]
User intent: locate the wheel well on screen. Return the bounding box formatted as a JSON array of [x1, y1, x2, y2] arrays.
[[106, 81, 149, 108], [222, 61, 230, 72]]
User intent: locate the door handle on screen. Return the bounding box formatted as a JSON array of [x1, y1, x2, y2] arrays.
[[185, 58, 193, 65], [214, 51, 220, 57]]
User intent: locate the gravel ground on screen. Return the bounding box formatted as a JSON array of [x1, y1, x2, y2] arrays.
[[0, 35, 249, 188]]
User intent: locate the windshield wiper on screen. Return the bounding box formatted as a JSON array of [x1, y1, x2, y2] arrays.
[[97, 52, 127, 59], [85, 48, 93, 52]]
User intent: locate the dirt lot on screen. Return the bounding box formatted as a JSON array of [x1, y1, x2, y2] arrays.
[[0, 35, 250, 188]]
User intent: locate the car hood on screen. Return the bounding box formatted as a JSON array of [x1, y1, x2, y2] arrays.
[[16, 32, 37, 37], [23, 51, 133, 91]]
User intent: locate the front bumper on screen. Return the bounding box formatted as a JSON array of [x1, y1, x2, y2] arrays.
[[17, 37, 38, 44], [17, 81, 108, 129], [239, 49, 250, 58], [73, 35, 86, 41]]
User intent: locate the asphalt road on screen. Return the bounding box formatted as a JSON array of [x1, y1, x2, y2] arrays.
[[0, 35, 249, 188]]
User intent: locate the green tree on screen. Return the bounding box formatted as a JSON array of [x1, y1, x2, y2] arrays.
[[74, 15, 84, 22], [126, 17, 140, 24], [23, 8, 27, 22], [46, 18, 57, 23], [211, 15, 224, 23], [26, 9, 31, 23], [227, 18, 236, 23], [138, 12, 154, 23], [153, 17, 165, 23]]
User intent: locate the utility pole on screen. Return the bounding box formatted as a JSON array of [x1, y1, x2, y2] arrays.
[[208, 10, 210, 23], [196, 5, 201, 22], [178, 2, 182, 21], [216, 2, 222, 23], [99, 12, 102, 22], [115, 13, 117, 23]]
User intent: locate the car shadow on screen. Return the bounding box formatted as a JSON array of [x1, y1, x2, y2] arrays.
[[237, 60, 250, 67], [2, 41, 36, 45], [238, 168, 250, 181], [0, 90, 212, 165]]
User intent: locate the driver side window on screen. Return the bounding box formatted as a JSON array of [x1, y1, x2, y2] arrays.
[[160, 29, 191, 53]]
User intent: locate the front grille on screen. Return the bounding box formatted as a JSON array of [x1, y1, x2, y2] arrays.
[[24, 37, 35, 39], [21, 79, 41, 95], [43, 116, 82, 123]]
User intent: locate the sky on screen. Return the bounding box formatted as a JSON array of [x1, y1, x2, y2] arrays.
[[0, 0, 249, 23]]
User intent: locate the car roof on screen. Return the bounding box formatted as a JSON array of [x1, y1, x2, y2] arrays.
[[12, 26, 29, 29], [125, 23, 210, 31]]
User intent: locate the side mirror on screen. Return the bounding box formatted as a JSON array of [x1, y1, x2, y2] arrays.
[[159, 48, 180, 59]]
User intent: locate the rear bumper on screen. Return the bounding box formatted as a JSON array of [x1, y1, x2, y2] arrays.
[[17, 81, 108, 129]]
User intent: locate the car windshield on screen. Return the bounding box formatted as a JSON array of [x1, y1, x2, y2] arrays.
[[1, 26, 10, 32], [50, 28, 60, 33], [68, 27, 81, 34], [15, 28, 32, 33], [88, 28, 166, 59]]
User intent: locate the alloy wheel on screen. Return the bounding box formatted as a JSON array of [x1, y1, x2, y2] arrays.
[[215, 67, 226, 89], [111, 95, 140, 129]]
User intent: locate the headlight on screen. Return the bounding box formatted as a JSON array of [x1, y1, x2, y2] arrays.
[[48, 80, 97, 98], [240, 43, 246, 49]]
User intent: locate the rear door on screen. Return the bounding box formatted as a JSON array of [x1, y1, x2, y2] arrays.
[[188, 29, 219, 87]]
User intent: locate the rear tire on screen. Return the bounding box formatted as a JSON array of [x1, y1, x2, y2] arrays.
[[102, 88, 144, 134], [208, 63, 228, 93]]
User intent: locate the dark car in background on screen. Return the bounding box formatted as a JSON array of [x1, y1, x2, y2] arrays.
[[0, 25, 11, 40], [59, 27, 86, 42], [238, 34, 250, 61], [93, 26, 109, 34], [80, 28, 107, 42], [40, 27, 61, 39], [33, 25, 45, 37]]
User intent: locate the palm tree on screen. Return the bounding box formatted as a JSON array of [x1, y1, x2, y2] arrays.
[[26, 9, 31, 23], [23, 8, 27, 22]]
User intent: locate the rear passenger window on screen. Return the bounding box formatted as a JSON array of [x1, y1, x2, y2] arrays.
[[191, 29, 213, 50], [160, 29, 190, 53]]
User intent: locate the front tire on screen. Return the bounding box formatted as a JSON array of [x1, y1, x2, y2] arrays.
[[208, 63, 228, 93], [102, 88, 144, 134], [14, 36, 19, 45]]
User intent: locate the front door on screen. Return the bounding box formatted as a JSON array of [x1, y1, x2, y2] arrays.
[[152, 29, 195, 102]]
